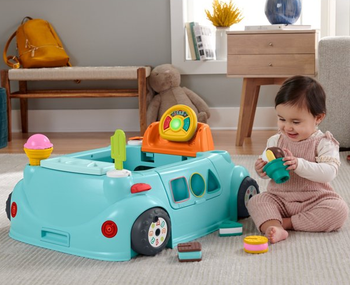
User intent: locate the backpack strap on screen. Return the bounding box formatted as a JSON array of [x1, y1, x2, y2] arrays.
[[3, 31, 20, 69], [3, 17, 33, 69], [21, 16, 33, 24]]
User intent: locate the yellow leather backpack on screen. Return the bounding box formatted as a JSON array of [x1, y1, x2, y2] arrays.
[[3, 17, 71, 68]]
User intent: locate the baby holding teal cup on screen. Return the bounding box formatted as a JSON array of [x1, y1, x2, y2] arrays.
[[247, 76, 348, 245]]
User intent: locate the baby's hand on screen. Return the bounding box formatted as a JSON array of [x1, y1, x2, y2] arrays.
[[283, 148, 298, 171], [255, 158, 268, 178]]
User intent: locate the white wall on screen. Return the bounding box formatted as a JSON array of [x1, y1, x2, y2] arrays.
[[336, 0, 350, 35]]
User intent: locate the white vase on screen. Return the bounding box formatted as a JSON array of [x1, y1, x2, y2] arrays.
[[215, 27, 229, 60]]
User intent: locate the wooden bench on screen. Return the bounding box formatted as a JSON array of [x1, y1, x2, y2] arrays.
[[0, 66, 151, 141]]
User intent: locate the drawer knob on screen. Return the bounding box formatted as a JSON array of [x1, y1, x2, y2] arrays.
[[269, 63, 273, 67], [269, 42, 273, 46]]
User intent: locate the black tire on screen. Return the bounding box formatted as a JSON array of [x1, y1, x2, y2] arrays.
[[131, 208, 171, 256], [237, 177, 259, 219], [5, 193, 12, 221]]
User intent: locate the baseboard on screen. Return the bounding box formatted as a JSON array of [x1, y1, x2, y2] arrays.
[[11, 107, 277, 132]]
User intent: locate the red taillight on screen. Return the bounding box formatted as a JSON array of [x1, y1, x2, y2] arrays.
[[131, 183, 151, 194], [11, 202, 17, 218], [101, 221, 118, 238]]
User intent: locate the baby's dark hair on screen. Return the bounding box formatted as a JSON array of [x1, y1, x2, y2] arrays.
[[275, 76, 326, 117]]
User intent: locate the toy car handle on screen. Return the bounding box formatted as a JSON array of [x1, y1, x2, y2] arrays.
[[159, 104, 197, 142]]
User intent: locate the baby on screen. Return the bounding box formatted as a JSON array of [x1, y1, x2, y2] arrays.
[[247, 75, 348, 243]]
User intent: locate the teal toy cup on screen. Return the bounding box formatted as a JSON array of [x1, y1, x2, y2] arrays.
[[263, 158, 289, 184]]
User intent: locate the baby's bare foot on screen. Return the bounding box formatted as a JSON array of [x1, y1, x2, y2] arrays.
[[265, 226, 288, 244]]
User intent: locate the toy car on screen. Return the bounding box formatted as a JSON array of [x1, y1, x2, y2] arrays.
[[5, 105, 259, 261]]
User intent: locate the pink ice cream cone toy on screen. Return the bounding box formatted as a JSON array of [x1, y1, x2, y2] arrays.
[[24, 134, 53, 166]]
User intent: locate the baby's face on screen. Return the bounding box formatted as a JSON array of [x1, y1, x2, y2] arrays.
[[275, 104, 324, 142]]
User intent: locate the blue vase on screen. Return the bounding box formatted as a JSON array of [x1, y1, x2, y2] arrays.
[[265, 0, 302, 25]]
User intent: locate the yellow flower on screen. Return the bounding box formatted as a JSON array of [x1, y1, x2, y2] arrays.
[[205, 0, 243, 27]]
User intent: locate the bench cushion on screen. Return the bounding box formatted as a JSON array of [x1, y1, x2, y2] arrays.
[[8, 66, 151, 81]]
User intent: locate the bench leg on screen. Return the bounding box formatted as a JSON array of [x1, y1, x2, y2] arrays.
[[19, 81, 28, 133], [1, 70, 12, 141], [137, 67, 147, 135]]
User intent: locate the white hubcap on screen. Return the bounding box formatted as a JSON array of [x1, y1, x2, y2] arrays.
[[148, 217, 168, 248], [244, 186, 258, 207]]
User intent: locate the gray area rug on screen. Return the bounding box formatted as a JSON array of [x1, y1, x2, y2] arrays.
[[1, 153, 350, 285]]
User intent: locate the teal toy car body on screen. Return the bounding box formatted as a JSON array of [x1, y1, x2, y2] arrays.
[[6, 105, 259, 261]]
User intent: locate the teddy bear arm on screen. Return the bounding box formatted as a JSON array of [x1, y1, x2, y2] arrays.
[[146, 80, 155, 107], [183, 87, 211, 118], [197, 112, 208, 123], [146, 94, 161, 126]]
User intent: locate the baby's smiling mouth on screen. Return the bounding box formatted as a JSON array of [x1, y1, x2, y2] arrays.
[[287, 132, 298, 139]]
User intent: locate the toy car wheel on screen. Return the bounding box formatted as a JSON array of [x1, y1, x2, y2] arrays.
[[237, 177, 259, 219], [131, 208, 171, 256], [5, 193, 12, 221]]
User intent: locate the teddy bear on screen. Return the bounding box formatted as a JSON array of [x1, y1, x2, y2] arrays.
[[146, 64, 210, 126]]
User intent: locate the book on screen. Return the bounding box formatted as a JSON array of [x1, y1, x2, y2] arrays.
[[189, 22, 200, 60], [193, 24, 215, 61], [245, 24, 312, 31], [185, 22, 197, 60]]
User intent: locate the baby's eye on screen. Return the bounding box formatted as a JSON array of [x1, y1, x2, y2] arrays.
[[293, 121, 300, 124], [278, 118, 285, 122]]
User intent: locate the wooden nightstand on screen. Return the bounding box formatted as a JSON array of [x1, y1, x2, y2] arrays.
[[227, 30, 317, 146]]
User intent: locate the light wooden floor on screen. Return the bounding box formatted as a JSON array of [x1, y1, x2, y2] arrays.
[[0, 130, 277, 155]]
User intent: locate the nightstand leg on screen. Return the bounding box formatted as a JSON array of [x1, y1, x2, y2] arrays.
[[236, 77, 287, 146], [246, 82, 260, 138], [236, 78, 260, 146]]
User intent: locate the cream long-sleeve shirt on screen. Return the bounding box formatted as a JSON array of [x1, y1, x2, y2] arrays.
[[264, 131, 340, 183]]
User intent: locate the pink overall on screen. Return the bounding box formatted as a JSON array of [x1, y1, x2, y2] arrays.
[[247, 133, 348, 232]]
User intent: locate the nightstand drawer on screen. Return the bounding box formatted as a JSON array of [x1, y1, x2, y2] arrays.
[[227, 33, 315, 55], [227, 54, 315, 76]]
